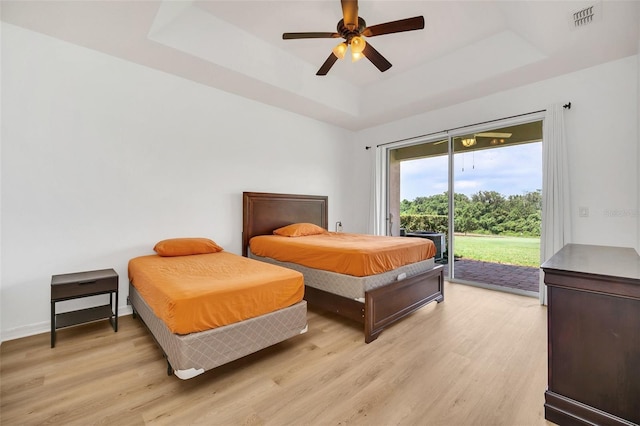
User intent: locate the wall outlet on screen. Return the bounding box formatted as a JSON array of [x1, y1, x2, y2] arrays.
[[579, 206, 589, 217], [336, 221, 343, 232]]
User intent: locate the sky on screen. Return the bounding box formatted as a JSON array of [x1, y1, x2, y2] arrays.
[[400, 142, 542, 201]]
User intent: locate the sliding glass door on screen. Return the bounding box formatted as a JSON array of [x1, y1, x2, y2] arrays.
[[383, 115, 544, 296]]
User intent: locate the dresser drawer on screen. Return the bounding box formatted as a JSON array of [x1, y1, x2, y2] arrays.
[[51, 269, 118, 301]]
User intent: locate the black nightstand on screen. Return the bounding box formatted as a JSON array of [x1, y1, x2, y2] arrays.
[[50, 268, 118, 348]]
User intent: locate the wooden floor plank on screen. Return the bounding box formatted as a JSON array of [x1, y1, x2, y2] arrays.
[[0, 282, 551, 425]]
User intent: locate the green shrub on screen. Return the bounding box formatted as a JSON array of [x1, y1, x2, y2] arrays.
[[400, 190, 541, 237], [400, 214, 448, 234]]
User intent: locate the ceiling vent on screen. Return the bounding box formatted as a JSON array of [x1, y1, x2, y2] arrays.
[[570, 2, 602, 29]]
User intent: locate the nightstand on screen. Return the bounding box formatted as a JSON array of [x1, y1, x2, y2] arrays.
[[50, 268, 118, 348]]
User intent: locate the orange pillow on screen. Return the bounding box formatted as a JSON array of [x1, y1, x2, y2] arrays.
[[154, 238, 223, 257], [273, 223, 328, 237]]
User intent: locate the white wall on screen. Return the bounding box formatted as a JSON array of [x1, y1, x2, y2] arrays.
[[0, 24, 353, 341], [354, 55, 639, 250]]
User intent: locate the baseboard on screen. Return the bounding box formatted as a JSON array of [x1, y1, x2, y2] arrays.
[[1, 305, 133, 343]]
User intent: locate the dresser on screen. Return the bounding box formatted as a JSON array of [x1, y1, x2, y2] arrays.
[[542, 244, 640, 425]]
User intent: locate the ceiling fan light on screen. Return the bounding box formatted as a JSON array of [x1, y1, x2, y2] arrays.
[[351, 51, 364, 62], [332, 42, 347, 59], [350, 36, 366, 54], [461, 138, 476, 148]]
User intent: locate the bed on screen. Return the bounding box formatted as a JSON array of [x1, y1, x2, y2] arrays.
[[242, 192, 444, 343], [128, 238, 308, 379]]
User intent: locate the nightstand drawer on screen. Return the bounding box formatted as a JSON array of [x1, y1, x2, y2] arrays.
[[51, 269, 118, 301]]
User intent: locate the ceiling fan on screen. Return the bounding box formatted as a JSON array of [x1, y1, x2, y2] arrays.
[[460, 132, 512, 148], [282, 0, 425, 75]]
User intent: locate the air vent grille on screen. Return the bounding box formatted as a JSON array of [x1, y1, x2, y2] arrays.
[[574, 6, 594, 26], [570, 3, 601, 29]]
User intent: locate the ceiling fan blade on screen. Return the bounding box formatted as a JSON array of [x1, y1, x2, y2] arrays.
[[341, 0, 359, 29], [362, 16, 425, 37], [316, 53, 339, 76], [362, 42, 392, 72], [283, 32, 341, 40], [475, 132, 513, 138]]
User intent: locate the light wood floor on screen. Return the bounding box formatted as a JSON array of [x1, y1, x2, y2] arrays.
[[1, 282, 551, 425]]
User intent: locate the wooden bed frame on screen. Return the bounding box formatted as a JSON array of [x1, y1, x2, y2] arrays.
[[242, 191, 444, 343]]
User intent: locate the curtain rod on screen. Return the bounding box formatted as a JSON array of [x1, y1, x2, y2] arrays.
[[375, 103, 571, 149]]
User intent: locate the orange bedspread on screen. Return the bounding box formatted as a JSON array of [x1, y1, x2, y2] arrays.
[[249, 232, 436, 277], [128, 252, 304, 335]]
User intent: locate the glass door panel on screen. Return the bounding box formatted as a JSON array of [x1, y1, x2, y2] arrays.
[[390, 139, 449, 264], [451, 122, 543, 294]]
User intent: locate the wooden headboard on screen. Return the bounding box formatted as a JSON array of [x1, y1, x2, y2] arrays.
[[242, 192, 328, 256]]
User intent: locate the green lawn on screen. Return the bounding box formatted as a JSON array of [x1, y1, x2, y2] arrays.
[[453, 235, 540, 267]]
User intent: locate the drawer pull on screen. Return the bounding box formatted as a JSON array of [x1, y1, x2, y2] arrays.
[[78, 280, 97, 285]]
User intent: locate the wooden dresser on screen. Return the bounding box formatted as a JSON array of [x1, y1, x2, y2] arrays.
[[542, 244, 640, 425]]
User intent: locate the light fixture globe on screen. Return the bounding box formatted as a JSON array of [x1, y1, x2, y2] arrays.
[[332, 42, 347, 59], [350, 36, 366, 53], [461, 138, 476, 148]]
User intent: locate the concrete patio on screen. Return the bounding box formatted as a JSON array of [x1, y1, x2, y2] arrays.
[[442, 258, 540, 294]]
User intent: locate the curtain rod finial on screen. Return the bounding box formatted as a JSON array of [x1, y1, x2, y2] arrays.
[[365, 146, 371, 150]]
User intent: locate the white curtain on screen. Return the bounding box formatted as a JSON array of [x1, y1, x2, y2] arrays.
[[540, 104, 571, 304], [368, 147, 382, 235]]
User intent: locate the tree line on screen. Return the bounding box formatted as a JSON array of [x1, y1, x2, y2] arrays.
[[400, 190, 542, 237]]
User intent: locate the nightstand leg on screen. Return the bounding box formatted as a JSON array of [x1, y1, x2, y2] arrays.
[[114, 291, 118, 332], [51, 301, 55, 348]]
